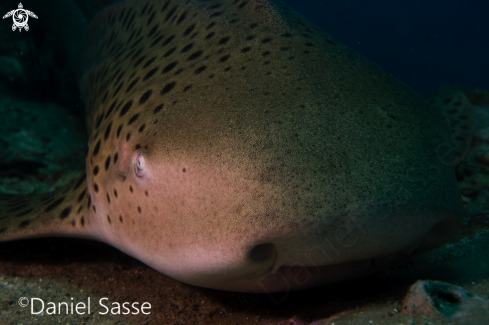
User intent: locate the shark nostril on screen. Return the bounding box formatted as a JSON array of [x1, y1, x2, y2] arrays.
[[248, 243, 275, 263]]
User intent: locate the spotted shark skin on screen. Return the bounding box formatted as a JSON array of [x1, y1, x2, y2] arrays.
[[0, 0, 464, 292]]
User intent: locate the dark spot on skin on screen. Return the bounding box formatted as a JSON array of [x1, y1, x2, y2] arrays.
[[77, 205, 82, 214], [219, 36, 230, 45], [81, 216, 85, 226], [154, 104, 164, 114], [143, 67, 158, 81], [162, 35, 175, 47], [282, 33, 292, 38], [183, 23, 195, 36], [174, 69, 183, 75], [119, 100, 134, 117], [143, 57, 157, 69], [241, 47, 251, 53], [92, 140, 101, 156], [126, 133, 131, 141], [129, 186, 134, 193], [139, 90, 153, 104], [210, 11, 223, 18], [139, 124, 146, 132], [104, 122, 112, 140], [224, 67, 231, 71], [183, 167, 187, 173], [135, 144, 142, 150], [148, 25, 158, 37], [195, 66, 207, 74], [205, 32, 215, 40], [93, 205, 96, 213], [105, 156, 111, 171], [305, 42, 314, 47], [105, 101, 117, 119], [78, 189, 86, 202], [163, 61, 178, 74], [112, 83, 123, 99], [207, 22, 216, 29], [188, 51, 203, 61], [128, 114, 140, 125], [72, 220, 76, 227], [19, 220, 30, 228], [94, 183, 99, 193], [442, 98, 452, 104], [163, 47, 176, 57], [230, 19, 238, 24], [114, 152, 119, 164], [87, 195, 91, 208], [177, 11, 188, 25], [95, 114, 104, 129], [59, 207, 71, 220], [130, 48, 144, 61], [246, 35, 254, 41], [150, 35, 164, 47], [114, 189, 118, 198], [44, 197, 65, 212], [73, 175, 85, 190], [181, 43, 194, 53], [262, 38, 271, 44], [239, 1, 248, 9], [161, 82, 176, 95], [133, 56, 146, 69], [107, 192, 111, 204], [15, 208, 33, 218], [145, 191, 149, 196], [262, 51, 271, 56], [454, 101, 462, 107], [117, 125, 123, 137], [138, 206, 142, 213], [220, 55, 230, 62], [119, 215, 123, 223], [107, 215, 112, 224], [126, 78, 140, 93]]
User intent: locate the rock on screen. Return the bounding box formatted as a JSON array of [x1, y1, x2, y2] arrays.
[[402, 280, 489, 324]]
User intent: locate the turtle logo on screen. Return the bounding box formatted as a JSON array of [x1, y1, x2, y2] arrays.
[[2, 3, 38, 32]]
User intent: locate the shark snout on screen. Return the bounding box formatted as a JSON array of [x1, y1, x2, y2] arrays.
[[229, 205, 463, 292]]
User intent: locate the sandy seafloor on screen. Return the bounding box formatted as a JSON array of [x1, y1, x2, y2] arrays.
[[0, 6, 489, 325]]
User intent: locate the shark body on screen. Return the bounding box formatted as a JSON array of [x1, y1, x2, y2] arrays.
[[0, 0, 464, 292]]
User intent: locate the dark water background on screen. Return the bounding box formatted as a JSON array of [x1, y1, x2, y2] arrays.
[[2, 0, 488, 99], [283, 0, 489, 96]]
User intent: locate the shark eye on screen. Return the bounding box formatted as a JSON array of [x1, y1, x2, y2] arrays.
[[135, 154, 146, 177]]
